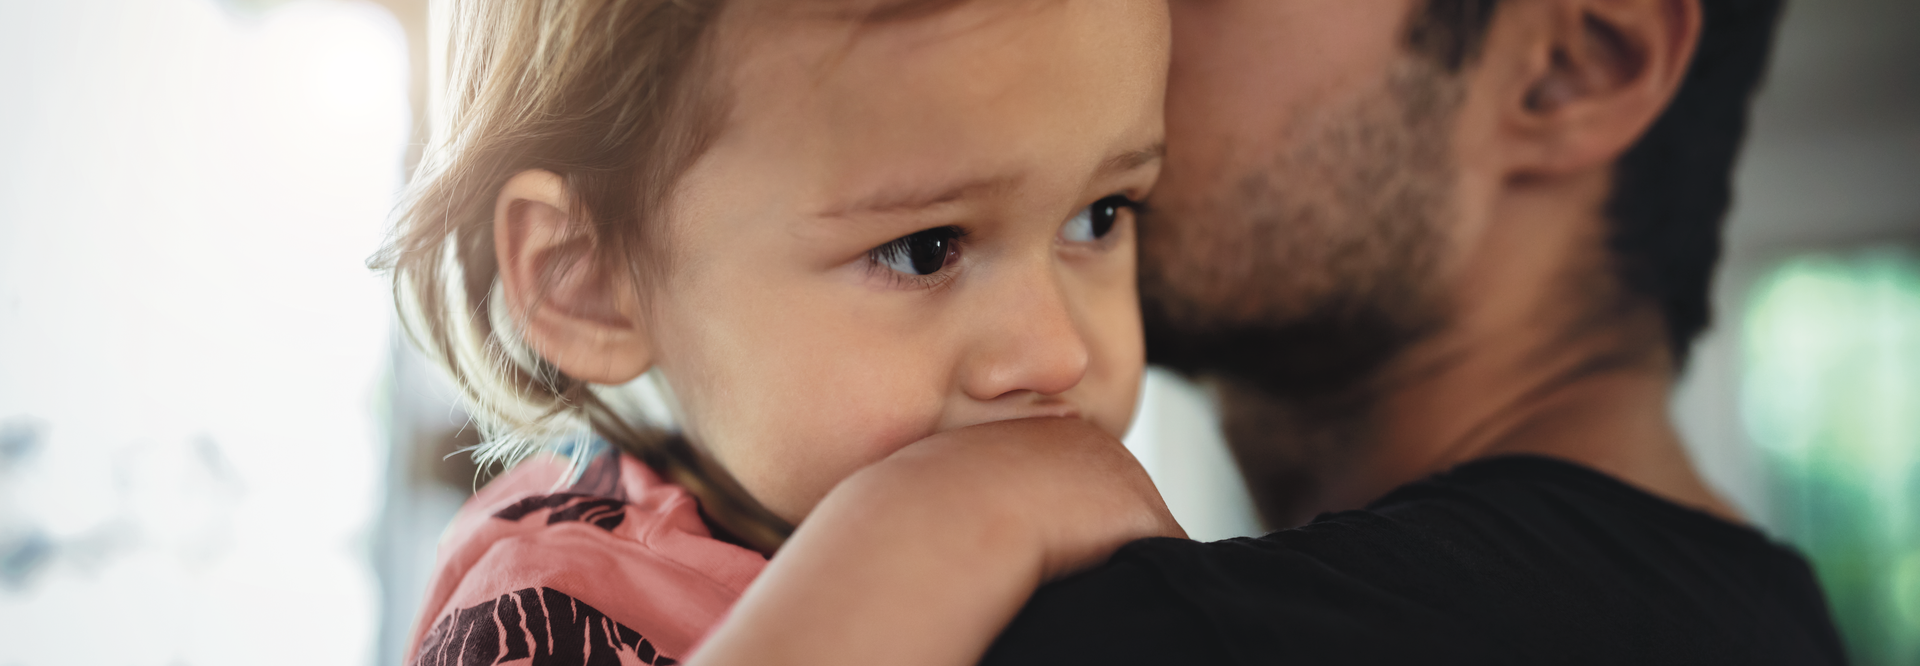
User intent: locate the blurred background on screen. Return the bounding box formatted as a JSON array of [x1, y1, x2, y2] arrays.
[[0, 0, 1914, 664]]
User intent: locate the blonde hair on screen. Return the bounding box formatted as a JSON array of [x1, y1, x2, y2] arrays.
[[370, 0, 792, 551]]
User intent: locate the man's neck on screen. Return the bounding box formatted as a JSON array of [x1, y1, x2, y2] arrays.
[[1348, 341, 1738, 524], [1216, 345, 1737, 528], [1322, 176, 1737, 523]]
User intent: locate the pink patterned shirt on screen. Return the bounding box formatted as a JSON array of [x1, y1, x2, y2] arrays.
[[408, 450, 768, 666]]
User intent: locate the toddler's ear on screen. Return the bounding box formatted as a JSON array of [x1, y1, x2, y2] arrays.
[[493, 169, 653, 384]]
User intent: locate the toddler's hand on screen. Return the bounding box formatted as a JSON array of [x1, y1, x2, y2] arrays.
[[689, 418, 1183, 666], [856, 417, 1186, 581]]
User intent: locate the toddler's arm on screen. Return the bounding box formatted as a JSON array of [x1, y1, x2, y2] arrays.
[[689, 417, 1184, 666]]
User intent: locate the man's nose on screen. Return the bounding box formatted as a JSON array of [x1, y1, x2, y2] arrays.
[[956, 264, 1092, 402]]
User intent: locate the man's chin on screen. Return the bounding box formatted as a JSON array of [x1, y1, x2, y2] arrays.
[[1141, 299, 1431, 402], [1139, 292, 1446, 527]]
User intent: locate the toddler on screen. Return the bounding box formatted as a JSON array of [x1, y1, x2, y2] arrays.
[[380, 1, 1177, 664]]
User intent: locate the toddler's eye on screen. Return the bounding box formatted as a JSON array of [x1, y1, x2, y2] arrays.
[[1062, 195, 1136, 243], [869, 226, 964, 276]]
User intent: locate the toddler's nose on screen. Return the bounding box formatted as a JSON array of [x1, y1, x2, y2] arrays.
[[956, 270, 1091, 403]]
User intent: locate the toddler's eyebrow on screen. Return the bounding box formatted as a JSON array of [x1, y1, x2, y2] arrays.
[[1100, 143, 1165, 178], [821, 141, 1165, 219], [824, 175, 1019, 219]]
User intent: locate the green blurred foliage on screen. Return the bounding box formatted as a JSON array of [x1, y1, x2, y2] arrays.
[[1743, 246, 1920, 666]]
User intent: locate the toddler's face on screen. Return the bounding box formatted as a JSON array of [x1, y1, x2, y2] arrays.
[[648, 0, 1169, 522]]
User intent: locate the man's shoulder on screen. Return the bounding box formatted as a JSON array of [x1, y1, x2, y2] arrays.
[[985, 455, 1846, 666]]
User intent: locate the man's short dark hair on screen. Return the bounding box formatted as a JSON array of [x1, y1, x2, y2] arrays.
[[1407, 0, 1786, 366]]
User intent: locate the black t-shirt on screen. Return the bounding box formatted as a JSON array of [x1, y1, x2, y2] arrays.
[[982, 455, 1847, 665]]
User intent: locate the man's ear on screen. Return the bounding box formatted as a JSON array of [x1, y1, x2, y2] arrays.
[[493, 169, 653, 384], [1495, 0, 1701, 175]]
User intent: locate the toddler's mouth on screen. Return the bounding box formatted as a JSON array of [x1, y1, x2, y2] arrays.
[[1029, 405, 1083, 421], [962, 402, 1085, 430]]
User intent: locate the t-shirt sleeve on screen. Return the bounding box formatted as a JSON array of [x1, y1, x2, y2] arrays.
[[980, 523, 1490, 666], [981, 549, 1234, 664], [987, 457, 1852, 666]]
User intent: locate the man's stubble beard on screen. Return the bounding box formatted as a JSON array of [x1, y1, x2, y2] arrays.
[[1139, 58, 1464, 528]]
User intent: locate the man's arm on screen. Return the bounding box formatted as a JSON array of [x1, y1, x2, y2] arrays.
[[688, 417, 1184, 666]]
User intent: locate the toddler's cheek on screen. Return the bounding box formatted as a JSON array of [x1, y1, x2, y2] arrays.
[[733, 386, 947, 521], [1062, 334, 1143, 441]]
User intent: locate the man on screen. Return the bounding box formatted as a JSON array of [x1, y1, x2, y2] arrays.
[[975, 0, 1847, 663], [695, 1, 1845, 664]]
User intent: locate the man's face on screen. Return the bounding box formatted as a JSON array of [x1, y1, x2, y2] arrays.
[[1144, 0, 1461, 401], [1144, 0, 1474, 522]]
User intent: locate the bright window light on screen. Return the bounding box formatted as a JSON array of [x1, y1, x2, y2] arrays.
[[1742, 246, 1920, 666], [0, 1, 409, 665]]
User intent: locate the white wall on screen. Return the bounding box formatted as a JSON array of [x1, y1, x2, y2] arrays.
[[0, 2, 410, 664]]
